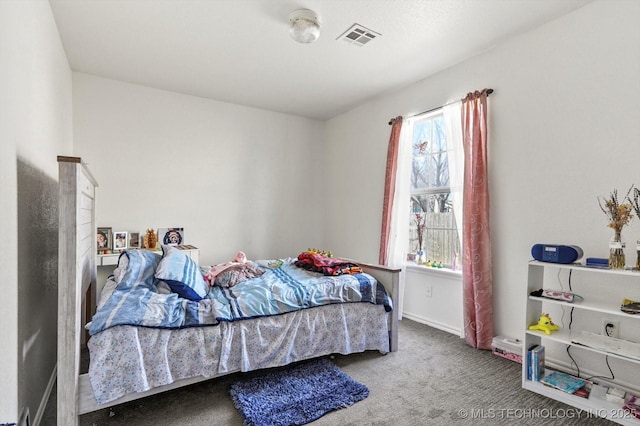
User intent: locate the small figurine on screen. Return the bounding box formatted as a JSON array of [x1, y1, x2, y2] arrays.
[[144, 229, 157, 250], [528, 313, 560, 335]]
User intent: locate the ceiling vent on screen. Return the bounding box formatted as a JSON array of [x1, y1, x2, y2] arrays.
[[337, 23, 380, 47]]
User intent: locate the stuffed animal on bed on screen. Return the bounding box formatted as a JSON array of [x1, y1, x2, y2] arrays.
[[205, 251, 264, 287], [528, 313, 560, 335]]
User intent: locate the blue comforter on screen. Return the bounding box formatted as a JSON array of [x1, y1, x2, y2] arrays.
[[87, 250, 392, 336]]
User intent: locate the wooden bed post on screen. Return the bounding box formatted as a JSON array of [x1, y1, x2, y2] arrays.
[[57, 156, 98, 426]]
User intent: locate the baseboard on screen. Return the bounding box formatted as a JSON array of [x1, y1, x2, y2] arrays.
[[32, 364, 56, 426], [401, 312, 463, 337]]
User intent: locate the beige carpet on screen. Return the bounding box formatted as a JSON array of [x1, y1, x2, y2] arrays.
[[42, 319, 611, 425]]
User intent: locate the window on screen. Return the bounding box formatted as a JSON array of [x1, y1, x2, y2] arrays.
[[408, 110, 460, 267]]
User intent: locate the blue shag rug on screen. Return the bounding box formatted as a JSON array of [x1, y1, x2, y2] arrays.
[[229, 358, 369, 426]]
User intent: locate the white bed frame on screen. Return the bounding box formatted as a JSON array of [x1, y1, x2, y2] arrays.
[[57, 156, 400, 425]]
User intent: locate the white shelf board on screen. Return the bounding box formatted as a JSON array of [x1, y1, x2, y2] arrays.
[[523, 380, 640, 425], [528, 295, 638, 318], [529, 261, 640, 278], [526, 329, 640, 364]]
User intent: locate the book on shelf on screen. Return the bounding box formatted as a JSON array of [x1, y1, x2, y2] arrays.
[[539, 371, 588, 394], [527, 345, 545, 381], [624, 396, 640, 420], [527, 345, 534, 380], [574, 382, 592, 399], [531, 345, 545, 381]]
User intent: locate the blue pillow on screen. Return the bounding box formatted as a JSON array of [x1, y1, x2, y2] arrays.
[[155, 245, 208, 301]]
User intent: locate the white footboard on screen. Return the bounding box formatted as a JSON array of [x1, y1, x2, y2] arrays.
[[357, 262, 400, 352]]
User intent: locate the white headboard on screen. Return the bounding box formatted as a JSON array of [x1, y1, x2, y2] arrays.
[[57, 156, 98, 426]]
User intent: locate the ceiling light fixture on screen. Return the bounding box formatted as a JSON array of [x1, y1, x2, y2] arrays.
[[288, 9, 321, 44]]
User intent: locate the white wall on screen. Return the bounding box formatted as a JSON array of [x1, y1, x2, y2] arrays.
[[1, 2, 637, 422], [324, 0, 640, 339], [73, 73, 326, 266], [403, 268, 462, 335], [0, 0, 73, 423]]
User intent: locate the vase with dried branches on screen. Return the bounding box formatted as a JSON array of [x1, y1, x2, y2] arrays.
[[599, 187, 633, 269], [414, 212, 427, 264], [629, 187, 640, 270]]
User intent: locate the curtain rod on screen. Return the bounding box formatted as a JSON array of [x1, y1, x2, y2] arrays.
[[388, 88, 493, 125]]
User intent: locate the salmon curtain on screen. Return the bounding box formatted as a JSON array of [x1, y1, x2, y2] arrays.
[[461, 90, 493, 349], [379, 116, 403, 265]]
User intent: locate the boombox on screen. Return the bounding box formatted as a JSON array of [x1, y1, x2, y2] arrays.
[[531, 244, 583, 264]]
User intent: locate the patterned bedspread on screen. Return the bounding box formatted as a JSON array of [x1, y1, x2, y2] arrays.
[[88, 286, 390, 405], [87, 250, 392, 336]]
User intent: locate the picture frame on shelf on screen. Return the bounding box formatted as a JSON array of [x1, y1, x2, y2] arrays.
[[129, 232, 140, 249], [158, 227, 184, 246], [97, 227, 112, 251], [114, 231, 128, 250]]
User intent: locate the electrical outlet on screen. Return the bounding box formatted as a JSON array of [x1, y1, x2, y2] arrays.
[[425, 285, 432, 298], [602, 319, 619, 338]]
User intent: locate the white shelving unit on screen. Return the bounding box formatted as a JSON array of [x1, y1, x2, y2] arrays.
[[523, 261, 640, 425]]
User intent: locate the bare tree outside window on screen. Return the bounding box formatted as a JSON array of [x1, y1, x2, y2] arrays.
[[408, 112, 460, 267]]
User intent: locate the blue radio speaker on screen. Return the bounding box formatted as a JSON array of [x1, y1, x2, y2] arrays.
[[531, 244, 583, 264]]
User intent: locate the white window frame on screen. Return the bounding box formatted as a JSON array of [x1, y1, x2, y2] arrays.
[[407, 109, 461, 269]]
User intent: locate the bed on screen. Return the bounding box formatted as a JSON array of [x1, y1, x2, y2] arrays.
[[57, 157, 400, 426]]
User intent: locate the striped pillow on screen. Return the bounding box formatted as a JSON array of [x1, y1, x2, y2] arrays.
[[155, 245, 208, 301]]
